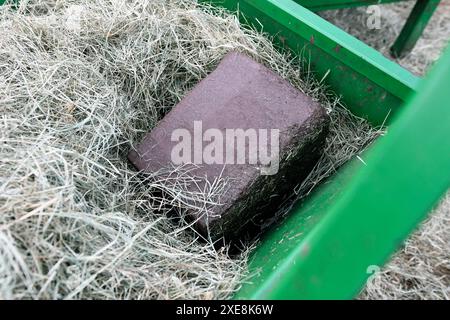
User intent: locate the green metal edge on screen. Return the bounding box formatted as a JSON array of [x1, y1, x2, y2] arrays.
[[204, 0, 420, 126], [294, 0, 409, 11], [235, 45, 450, 299]]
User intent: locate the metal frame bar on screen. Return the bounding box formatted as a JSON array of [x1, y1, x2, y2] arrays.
[[203, 0, 450, 300], [235, 44, 450, 299], [295, 0, 409, 11], [296, 0, 442, 59], [391, 0, 441, 57]]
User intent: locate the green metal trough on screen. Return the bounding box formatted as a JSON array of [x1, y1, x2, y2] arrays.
[[2, 0, 449, 299]]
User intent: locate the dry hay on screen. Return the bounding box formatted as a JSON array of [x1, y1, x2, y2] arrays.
[[0, 0, 384, 299], [320, 1, 450, 300]]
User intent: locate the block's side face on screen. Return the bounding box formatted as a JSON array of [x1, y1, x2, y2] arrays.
[[206, 106, 330, 240]]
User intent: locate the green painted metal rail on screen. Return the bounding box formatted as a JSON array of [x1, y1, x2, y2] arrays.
[[205, 0, 420, 126], [2, 0, 449, 300], [296, 0, 441, 57]]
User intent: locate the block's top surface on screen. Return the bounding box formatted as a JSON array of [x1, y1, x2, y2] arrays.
[[129, 51, 323, 168], [128, 51, 327, 233]]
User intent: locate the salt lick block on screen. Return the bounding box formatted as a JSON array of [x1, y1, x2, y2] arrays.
[[128, 52, 329, 241]]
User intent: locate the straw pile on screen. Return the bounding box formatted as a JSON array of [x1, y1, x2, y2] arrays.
[[0, 0, 385, 299], [320, 1, 450, 299]]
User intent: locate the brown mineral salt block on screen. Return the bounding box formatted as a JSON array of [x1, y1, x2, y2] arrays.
[[128, 51, 329, 241]]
